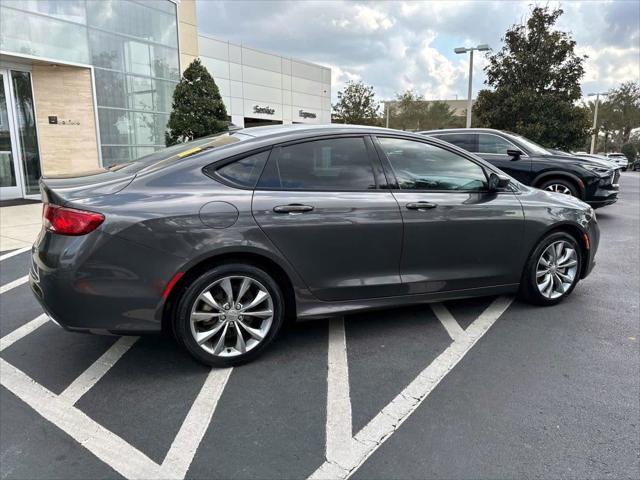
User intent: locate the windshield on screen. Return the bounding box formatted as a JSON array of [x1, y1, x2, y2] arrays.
[[506, 133, 551, 155], [108, 132, 252, 174]]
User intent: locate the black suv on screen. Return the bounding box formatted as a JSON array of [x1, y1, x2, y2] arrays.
[[421, 128, 619, 208]]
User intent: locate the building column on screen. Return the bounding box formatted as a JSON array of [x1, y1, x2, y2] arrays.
[[231, 115, 245, 128]]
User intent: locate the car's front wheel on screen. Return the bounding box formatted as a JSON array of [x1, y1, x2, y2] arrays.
[[539, 178, 579, 197], [174, 264, 284, 367], [519, 232, 582, 305]]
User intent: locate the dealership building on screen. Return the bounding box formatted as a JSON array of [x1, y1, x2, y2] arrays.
[[0, 0, 331, 200]]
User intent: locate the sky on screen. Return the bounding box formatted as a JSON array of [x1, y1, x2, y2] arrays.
[[196, 0, 640, 104]]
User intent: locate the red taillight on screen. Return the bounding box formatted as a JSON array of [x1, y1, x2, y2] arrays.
[[43, 204, 104, 236]]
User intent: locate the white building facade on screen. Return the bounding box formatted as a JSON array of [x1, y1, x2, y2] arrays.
[[198, 34, 332, 128]]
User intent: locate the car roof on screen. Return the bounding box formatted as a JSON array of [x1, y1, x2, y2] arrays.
[[419, 128, 506, 135], [235, 123, 417, 139]]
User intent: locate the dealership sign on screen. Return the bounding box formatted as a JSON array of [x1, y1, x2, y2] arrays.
[[253, 105, 275, 115], [298, 109, 316, 119]]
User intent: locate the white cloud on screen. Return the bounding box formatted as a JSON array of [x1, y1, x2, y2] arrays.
[[197, 1, 640, 103]]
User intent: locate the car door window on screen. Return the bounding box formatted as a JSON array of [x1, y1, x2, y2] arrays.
[[477, 134, 518, 154], [205, 150, 270, 188], [432, 133, 477, 152], [257, 137, 376, 190], [378, 137, 487, 191]]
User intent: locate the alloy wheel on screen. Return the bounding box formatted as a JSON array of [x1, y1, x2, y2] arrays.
[[544, 184, 572, 195], [536, 240, 579, 299], [189, 276, 274, 357]]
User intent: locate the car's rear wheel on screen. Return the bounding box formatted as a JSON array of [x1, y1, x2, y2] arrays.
[[519, 232, 582, 306], [174, 264, 284, 367], [540, 178, 579, 197]]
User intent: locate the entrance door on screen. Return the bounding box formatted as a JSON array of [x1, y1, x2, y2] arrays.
[[0, 68, 42, 200], [0, 71, 22, 199]]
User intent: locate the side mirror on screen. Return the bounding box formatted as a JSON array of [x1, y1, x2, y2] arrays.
[[507, 149, 523, 160], [488, 172, 511, 191]]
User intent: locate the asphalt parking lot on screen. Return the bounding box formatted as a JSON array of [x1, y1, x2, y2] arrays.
[[1, 173, 638, 480]]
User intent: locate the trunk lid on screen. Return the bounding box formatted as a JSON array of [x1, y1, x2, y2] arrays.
[[40, 169, 136, 206]]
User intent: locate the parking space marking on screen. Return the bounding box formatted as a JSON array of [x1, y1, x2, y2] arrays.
[[0, 274, 29, 295], [310, 295, 514, 480], [0, 357, 162, 479], [0, 313, 49, 352], [430, 302, 466, 341], [0, 246, 31, 261], [160, 367, 232, 479], [59, 336, 140, 405], [326, 317, 352, 465]]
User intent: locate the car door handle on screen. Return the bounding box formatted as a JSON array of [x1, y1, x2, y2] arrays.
[[273, 204, 314, 214], [406, 202, 437, 210]]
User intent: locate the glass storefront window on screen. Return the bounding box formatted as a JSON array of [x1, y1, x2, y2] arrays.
[[2, 0, 86, 24], [0, 0, 180, 174], [86, 0, 178, 48], [11, 71, 41, 195], [0, 7, 90, 64]]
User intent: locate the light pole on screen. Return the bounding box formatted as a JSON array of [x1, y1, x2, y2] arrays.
[[587, 92, 608, 154], [454, 44, 490, 128]]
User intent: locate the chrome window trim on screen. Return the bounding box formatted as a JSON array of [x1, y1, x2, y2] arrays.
[[432, 131, 530, 158]]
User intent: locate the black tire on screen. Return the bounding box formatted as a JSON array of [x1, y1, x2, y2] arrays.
[[174, 263, 285, 367], [539, 178, 579, 198], [518, 232, 582, 306]]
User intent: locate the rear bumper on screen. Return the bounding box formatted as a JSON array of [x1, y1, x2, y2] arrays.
[[30, 229, 183, 335]]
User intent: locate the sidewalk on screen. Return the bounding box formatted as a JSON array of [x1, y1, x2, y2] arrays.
[[0, 202, 42, 252]]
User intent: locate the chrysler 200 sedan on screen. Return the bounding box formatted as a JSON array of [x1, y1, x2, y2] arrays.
[[30, 125, 599, 366]]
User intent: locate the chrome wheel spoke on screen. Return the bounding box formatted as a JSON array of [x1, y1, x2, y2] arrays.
[[237, 319, 265, 341], [192, 311, 224, 322], [200, 291, 224, 312], [212, 323, 230, 354], [539, 273, 552, 292], [236, 278, 251, 304], [559, 259, 577, 269], [233, 322, 246, 353], [241, 289, 268, 312], [242, 309, 273, 319], [220, 277, 234, 306], [196, 321, 226, 345], [556, 270, 572, 283]]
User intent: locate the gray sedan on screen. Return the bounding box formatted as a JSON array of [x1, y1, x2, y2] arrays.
[[30, 125, 599, 366]]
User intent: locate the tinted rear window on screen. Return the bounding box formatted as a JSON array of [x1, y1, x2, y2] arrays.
[[206, 150, 270, 188], [109, 132, 251, 174], [432, 133, 477, 152], [257, 137, 376, 190]]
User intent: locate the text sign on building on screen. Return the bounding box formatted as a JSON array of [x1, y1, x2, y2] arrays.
[[253, 105, 275, 115], [298, 110, 317, 119]]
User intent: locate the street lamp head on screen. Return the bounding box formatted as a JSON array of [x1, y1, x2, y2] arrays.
[[454, 47, 468, 54], [477, 44, 491, 51]]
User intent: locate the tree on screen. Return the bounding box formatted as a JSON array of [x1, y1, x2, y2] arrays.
[[165, 58, 228, 146], [473, 6, 591, 149], [332, 81, 380, 125], [607, 82, 640, 144], [388, 91, 461, 130]]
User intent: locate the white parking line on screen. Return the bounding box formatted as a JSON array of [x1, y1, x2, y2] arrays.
[[0, 275, 29, 295], [310, 295, 514, 480], [0, 313, 49, 352], [326, 317, 353, 468], [430, 302, 466, 341], [160, 367, 233, 479], [60, 336, 140, 405], [0, 358, 162, 479], [0, 246, 31, 262]]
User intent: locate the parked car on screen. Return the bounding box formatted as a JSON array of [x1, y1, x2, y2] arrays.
[[421, 128, 619, 208], [606, 153, 629, 171], [633, 158, 640, 171], [572, 152, 622, 171], [31, 125, 599, 366]]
